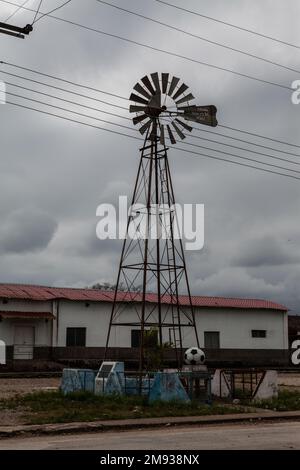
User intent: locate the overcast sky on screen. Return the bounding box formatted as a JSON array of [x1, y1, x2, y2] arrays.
[[0, 0, 300, 311]]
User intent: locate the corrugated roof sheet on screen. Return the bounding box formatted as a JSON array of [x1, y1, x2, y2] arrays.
[[0, 283, 288, 311]]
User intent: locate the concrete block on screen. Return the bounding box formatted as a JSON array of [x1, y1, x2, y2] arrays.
[[149, 372, 190, 403]]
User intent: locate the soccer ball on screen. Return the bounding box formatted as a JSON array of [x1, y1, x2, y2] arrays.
[[184, 347, 205, 365]]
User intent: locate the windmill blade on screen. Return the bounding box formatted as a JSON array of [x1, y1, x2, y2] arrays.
[[175, 93, 195, 106], [161, 73, 169, 94], [168, 76, 180, 97], [129, 93, 149, 105], [139, 119, 152, 135], [175, 118, 193, 133], [141, 75, 156, 95], [172, 121, 186, 140], [133, 82, 152, 100], [151, 72, 161, 94], [167, 124, 176, 145], [172, 83, 189, 101], [133, 114, 149, 125], [160, 124, 165, 146], [129, 105, 146, 113], [149, 93, 161, 109]]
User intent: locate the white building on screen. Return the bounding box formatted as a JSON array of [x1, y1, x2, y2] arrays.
[[0, 283, 289, 367]]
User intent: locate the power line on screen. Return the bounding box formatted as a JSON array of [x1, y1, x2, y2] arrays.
[[154, 0, 300, 50], [33, 0, 72, 25], [162, 116, 300, 174], [5, 99, 300, 182], [3, 75, 300, 170], [4, 0, 31, 22], [0, 0, 292, 91], [1, 60, 299, 150], [0, 60, 128, 101], [188, 132, 300, 166], [96, 0, 300, 75], [5, 90, 135, 133], [220, 125, 300, 150], [4, 78, 300, 167], [193, 127, 300, 158], [0, 69, 128, 110], [4, 79, 131, 120], [6, 89, 300, 176], [32, 0, 42, 25]]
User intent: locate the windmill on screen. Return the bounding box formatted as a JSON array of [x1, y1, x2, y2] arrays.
[[104, 73, 218, 375]]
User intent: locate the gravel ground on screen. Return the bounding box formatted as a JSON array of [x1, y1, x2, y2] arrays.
[[0, 378, 60, 400], [278, 373, 300, 390]]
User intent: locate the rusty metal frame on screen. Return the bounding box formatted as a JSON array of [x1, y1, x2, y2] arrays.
[[104, 121, 199, 385]]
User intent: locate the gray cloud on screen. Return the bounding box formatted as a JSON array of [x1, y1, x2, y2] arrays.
[[0, 208, 58, 254], [0, 0, 299, 311], [232, 236, 300, 267]]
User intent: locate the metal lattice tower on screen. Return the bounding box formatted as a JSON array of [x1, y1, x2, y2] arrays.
[[104, 73, 218, 373]]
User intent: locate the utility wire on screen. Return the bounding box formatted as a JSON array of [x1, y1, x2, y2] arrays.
[[4, 80, 131, 120], [0, 0, 292, 91], [162, 116, 300, 174], [220, 125, 300, 150], [4, 0, 31, 22], [33, 0, 72, 24], [4, 99, 300, 182], [154, 0, 300, 50], [31, 0, 42, 24], [1, 60, 299, 151], [3, 75, 300, 167], [0, 60, 128, 101], [4, 78, 300, 166], [193, 127, 300, 158], [0, 69, 128, 110], [5, 90, 300, 176], [5, 90, 135, 132], [6, 79, 300, 169], [96, 0, 300, 75]]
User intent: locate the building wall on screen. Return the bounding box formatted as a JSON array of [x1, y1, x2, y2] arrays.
[[56, 300, 288, 350], [0, 298, 288, 352], [195, 308, 288, 350], [0, 299, 53, 346]]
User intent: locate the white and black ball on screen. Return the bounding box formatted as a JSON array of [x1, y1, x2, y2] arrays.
[[184, 347, 205, 365]]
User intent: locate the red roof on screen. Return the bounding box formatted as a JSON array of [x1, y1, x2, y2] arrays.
[[0, 283, 287, 312]]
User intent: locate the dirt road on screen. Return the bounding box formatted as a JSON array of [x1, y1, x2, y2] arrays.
[[0, 421, 299, 450]]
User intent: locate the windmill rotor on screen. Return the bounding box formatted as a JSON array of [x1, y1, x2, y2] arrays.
[[129, 73, 218, 145]]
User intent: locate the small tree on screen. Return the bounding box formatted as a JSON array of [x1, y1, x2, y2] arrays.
[[143, 328, 173, 371]]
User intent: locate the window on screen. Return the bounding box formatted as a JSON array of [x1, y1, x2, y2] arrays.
[[66, 327, 86, 347], [131, 330, 140, 348], [252, 329, 267, 338], [204, 331, 220, 349], [131, 329, 158, 348]]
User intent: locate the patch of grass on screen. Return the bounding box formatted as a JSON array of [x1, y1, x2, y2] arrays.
[[246, 390, 300, 412], [0, 391, 247, 425]]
